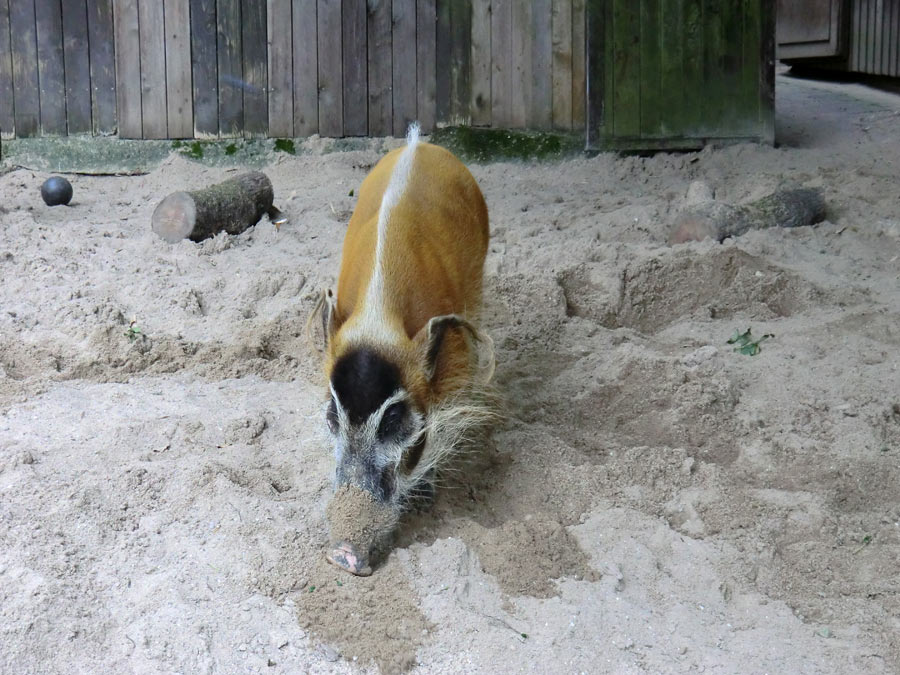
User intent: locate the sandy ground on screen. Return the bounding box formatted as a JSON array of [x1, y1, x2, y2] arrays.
[[2, 71, 899, 674]]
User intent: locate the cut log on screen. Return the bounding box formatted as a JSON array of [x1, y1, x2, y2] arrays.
[[151, 171, 275, 243], [669, 188, 826, 245]]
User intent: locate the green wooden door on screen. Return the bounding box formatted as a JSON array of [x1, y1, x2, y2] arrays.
[[587, 0, 775, 150]]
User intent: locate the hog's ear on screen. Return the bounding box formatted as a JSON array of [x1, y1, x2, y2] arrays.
[[307, 288, 341, 348], [419, 314, 479, 382], [322, 289, 340, 346]]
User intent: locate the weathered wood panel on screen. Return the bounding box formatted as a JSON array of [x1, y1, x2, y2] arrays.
[[533, 0, 553, 129], [588, 0, 773, 150], [138, 0, 168, 138], [293, 0, 318, 135], [490, 0, 512, 127], [342, 0, 367, 135], [242, 0, 268, 136], [611, 0, 639, 137], [36, 0, 67, 135], [659, 0, 683, 135], [217, 0, 244, 136], [268, 0, 293, 137], [392, 0, 417, 137], [165, 0, 194, 138], [190, 0, 218, 137], [369, 0, 393, 136], [470, 0, 492, 126], [0, 0, 13, 138], [11, 0, 594, 138], [449, 0, 473, 125], [551, 0, 572, 129], [88, 0, 117, 134], [572, 0, 586, 127], [62, 0, 92, 135], [114, 0, 141, 138], [317, 0, 342, 136], [435, 0, 451, 122], [776, 0, 843, 59], [638, 0, 660, 136], [510, 1, 532, 127], [416, 0, 437, 132], [681, 0, 703, 132]]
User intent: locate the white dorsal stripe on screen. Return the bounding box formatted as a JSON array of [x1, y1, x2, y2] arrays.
[[364, 123, 421, 310]]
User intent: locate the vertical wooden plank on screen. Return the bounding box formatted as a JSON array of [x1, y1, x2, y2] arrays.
[[114, 0, 142, 137], [886, 0, 896, 76], [871, 0, 882, 73], [490, 0, 511, 127], [190, 0, 218, 137], [659, 0, 682, 136], [888, 0, 900, 77], [758, 0, 774, 143], [682, 0, 703, 133], [721, 0, 743, 134], [551, 0, 572, 129], [241, 0, 267, 136], [638, 0, 660, 137], [584, 0, 605, 147], [138, 0, 167, 138], [368, 0, 392, 136], [342, 0, 366, 135], [36, 0, 67, 135], [532, 0, 552, 128], [88, 0, 116, 134], [741, 0, 760, 135], [416, 0, 437, 131], [435, 0, 451, 122], [448, 0, 472, 124], [0, 0, 16, 138], [218, 0, 243, 136], [293, 0, 318, 135], [392, 0, 417, 137], [165, 0, 193, 138], [317, 0, 342, 136], [61, 0, 91, 134], [470, 0, 491, 126], [612, 0, 640, 137], [701, 0, 725, 135], [571, 0, 585, 129], [268, 0, 293, 137], [510, 0, 532, 127]]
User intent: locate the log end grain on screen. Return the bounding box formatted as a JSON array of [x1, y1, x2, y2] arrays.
[[151, 192, 197, 243]]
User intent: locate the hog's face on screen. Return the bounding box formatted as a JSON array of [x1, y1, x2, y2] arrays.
[[324, 346, 428, 574]]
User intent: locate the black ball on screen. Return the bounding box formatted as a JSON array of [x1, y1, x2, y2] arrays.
[[40, 176, 73, 206]]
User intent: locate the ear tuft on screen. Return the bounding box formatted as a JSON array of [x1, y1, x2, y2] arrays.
[[306, 288, 340, 350], [421, 314, 492, 383]]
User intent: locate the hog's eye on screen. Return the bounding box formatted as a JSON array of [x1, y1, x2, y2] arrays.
[[378, 402, 407, 441], [326, 398, 339, 434]]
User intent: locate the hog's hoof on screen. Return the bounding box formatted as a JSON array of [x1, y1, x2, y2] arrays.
[[326, 542, 373, 577]]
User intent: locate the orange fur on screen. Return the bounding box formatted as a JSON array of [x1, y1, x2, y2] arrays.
[[325, 141, 489, 407]]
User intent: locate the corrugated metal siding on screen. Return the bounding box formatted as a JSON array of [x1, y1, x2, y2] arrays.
[[849, 0, 900, 76]]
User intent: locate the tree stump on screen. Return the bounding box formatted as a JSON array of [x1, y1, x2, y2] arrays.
[[151, 171, 275, 243], [668, 188, 826, 245]]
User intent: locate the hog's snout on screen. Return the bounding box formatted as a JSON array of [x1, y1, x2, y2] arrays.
[[325, 484, 400, 576], [326, 541, 373, 576]]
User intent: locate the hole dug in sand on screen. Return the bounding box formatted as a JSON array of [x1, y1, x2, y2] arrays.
[[558, 248, 821, 334]]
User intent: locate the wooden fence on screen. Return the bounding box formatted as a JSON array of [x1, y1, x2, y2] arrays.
[[0, 0, 587, 140]]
